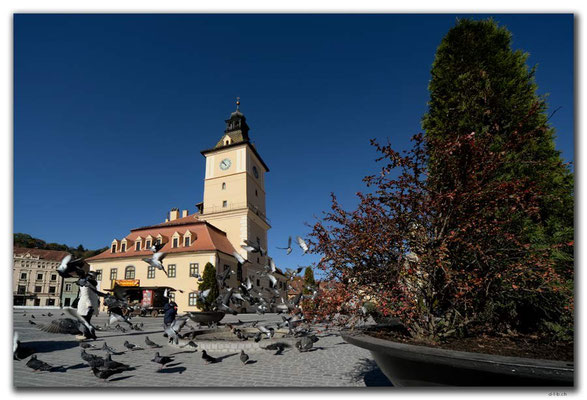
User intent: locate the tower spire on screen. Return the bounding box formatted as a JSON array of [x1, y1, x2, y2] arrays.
[[236, 96, 240, 111]]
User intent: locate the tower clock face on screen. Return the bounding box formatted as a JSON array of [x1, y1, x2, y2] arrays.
[[253, 166, 259, 178], [219, 158, 231, 170]]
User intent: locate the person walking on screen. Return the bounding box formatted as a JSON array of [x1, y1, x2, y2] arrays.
[[76, 272, 100, 339], [162, 301, 178, 338]]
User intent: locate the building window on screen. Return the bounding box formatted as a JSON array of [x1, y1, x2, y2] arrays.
[[121, 243, 126, 252], [34, 286, 42, 293], [222, 200, 228, 208], [184, 236, 191, 247], [168, 264, 176, 278], [110, 268, 118, 281], [222, 182, 226, 190], [96, 270, 102, 281], [146, 240, 151, 249], [125, 266, 135, 279], [20, 272, 27, 280], [173, 238, 178, 248], [147, 266, 155, 279], [189, 263, 199, 277], [111, 244, 117, 253], [65, 283, 72, 292], [34, 299, 40, 306], [51, 274, 57, 281], [17, 285, 26, 295], [46, 299, 55, 306], [64, 298, 71, 307], [255, 189, 258, 196], [237, 264, 243, 282], [36, 273, 43, 281], [135, 242, 141, 251], [188, 292, 197, 306], [49, 286, 56, 294]]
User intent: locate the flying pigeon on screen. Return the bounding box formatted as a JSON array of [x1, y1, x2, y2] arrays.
[[36, 307, 96, 339], [232, 251, 248, 265], [277, 236, 293, 255], [296, 236, 309, 254], [150, 241, 165, 253], [142, 252, 168, 276], [164, 317, 189, 345], [57, 254, 88, 279]]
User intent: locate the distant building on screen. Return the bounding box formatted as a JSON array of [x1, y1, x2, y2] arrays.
[[61, 277, 81, 307], [87, 102, 287, 312], [13, 247, 69, 307]]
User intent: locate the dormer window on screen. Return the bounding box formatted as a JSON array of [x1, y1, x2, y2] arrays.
[[224, 139, 230, 145], [184, 236, 191, 246], [121, 243, 126, 252], [135, 242, 141, 251], [172, 238, 179, 248], [111, 244, 117, 253], [146, 240, 151, 249]]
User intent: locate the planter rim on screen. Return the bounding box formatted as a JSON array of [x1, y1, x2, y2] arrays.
[[342, 331, 574, 371]]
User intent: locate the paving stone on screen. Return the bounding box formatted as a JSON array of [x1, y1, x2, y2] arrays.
[[13, 309, 392, 387]]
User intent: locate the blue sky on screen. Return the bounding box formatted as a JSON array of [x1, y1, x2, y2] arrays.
[[14, 14, 574, 274]]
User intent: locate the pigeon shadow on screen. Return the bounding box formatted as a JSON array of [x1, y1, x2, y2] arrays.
[[98, 330, 163, 339], [157, 366, 186, 374], [24, 340, 81, 354], [164, 362, 183, 367], [169, 350, 197, 356], [65, 363, 88, 371], [215, 353, 238, 362], [244, 360, 258, 365], [107, 375, 134, 382]]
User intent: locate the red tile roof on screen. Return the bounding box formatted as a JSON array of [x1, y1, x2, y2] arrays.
[[13, 247, 69, 262], [87, 215, 236, 261]]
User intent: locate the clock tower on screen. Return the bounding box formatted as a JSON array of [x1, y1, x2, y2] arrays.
[[199, 100, 270, 274]]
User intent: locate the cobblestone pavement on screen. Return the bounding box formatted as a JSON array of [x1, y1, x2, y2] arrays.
[[13, 309, 392, 388]]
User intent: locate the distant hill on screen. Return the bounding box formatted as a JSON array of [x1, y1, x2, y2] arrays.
[[14, 233, 108, 259]]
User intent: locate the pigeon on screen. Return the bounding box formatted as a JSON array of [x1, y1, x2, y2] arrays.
[[31, 315, 35, 319], [101, 342, 120, 355], [240, 350, 250, 366], [28, 320, 36, 325], [267, 274, 278, 288], [295, 335, 319, 352], [179, 340, 198, 350], [201, 350, 218, 364], [217, 268, 233, 288], [103, 354, 132, 371], [81, 350, 105, 368], [257, 325, 275, 339], [151, 352, 174, 370], [36, 307, 96, 339], [13, 331, 35, 360], [80, 342, 97, 349], [277, 236, 293, 255], [41, 314, 46, 317], [145, 336, 162, 348], [26, 355, 54, 372], [57, 254, 88, 278], [142, 252, 168, 276], [150, 241, 165, 253], [164, 317, 189, 345], [123, 340, 143, 351], [296, 236, 309, 254], [263, 342, 288, 355], [232, 251, 248, 265], [47, 312, 53, 317], [92, 366, 124, 381]]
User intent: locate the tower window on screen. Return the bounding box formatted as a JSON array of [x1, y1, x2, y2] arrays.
[[222, 200, 228, 208], [222, 182, 226, 190]]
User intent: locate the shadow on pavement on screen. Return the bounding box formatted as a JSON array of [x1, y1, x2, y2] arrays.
[[346, 358, 393, 387], [157, 366, 186, 374]]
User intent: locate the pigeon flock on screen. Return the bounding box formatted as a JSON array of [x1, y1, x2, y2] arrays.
[[13, 234, 334, 384]]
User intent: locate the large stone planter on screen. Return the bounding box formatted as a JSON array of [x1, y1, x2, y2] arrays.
[[342, 331, 574, 387], [186, 311, 225, 324]]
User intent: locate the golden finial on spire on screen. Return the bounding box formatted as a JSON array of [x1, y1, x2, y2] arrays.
[[236, 96, 240, 111]]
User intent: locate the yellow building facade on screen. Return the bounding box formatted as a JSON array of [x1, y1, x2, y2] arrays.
[[87, 103, 286, 313]]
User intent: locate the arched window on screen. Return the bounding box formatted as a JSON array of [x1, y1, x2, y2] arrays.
[[222, 182, 226, 190], [125, 265, 135, 279]]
